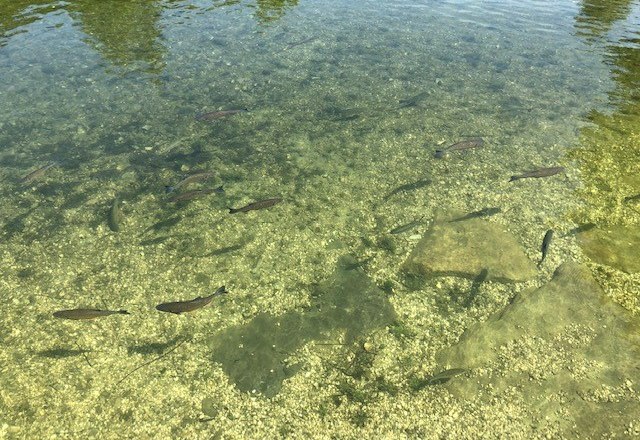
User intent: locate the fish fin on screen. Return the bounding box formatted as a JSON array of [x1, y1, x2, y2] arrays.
[[229, 208, 238, 214], [215, 185, 225, 193], [434, 150, 445, 158], [165, 186, 175, 193], [509, 176, 519, 182], [118, 310, 130, 315]]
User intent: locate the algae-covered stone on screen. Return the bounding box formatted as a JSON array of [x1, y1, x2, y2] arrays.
[[402, 217, 537, 283], [577, 224, 640, 273], [435, 262, 640, 438]]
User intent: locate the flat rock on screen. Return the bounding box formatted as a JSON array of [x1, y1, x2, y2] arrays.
[[402, 216, 537, 283], [577, 224, 640, 273], [434, 262, 640, 438]]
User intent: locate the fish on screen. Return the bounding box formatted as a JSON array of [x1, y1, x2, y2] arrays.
[[108, 197, 124, 232], [169, 186, 224, 203], [623, 193, 640, 203], [155, 286, 227, 314], [196, 109, 248, 121], [434, 138, 484, 158], [538, 229, 554, 267], [465, 268, 489, 307], [390, 217, 425, 234], [53, 308, 130, 320], [284, 36, 317, 50], [165, 171, 214, 193], [510, 166, 565, 182], [398, 91, 428, 108], [564, 223, 596, 237], [449, 207, 501, 223], [20, 162, 58, 184], [384, 179, 431, 200], [426, 368, 467, 385], [411, 368, 467, 390], [229, 197, 283, 214]]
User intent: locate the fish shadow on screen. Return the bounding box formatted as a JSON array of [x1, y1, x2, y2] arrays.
[[209, 255, 397, 397]]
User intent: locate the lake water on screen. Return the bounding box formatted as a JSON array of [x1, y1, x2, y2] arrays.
[[1, 0, 639, 438]]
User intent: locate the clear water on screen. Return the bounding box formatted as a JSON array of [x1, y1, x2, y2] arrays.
[[1, 0, 639, 438]]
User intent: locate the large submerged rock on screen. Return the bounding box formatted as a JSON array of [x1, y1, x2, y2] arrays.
[[402, 216, 537, 283], [435, 262, 640, 438], [577, 224, 640, 273]]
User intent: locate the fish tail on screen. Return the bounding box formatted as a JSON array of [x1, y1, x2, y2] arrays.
[[118, 310, 131, 315], [434, 150, 445, 159], [229, 208, 238, 214], [215, 185, 225, 193], [165, 186, 175, 193]]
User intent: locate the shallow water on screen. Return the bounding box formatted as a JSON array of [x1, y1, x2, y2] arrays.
[[1, 0, 639, 438]]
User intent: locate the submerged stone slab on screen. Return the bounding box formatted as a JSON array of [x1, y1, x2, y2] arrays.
[[435, 262, 640, 438], [402, 216, 537, 283], [578, 224, 640, 273]]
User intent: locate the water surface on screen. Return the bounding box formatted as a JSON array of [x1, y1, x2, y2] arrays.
[[1, 0, 639, 438]]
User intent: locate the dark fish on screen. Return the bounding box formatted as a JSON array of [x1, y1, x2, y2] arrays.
[[538, 229, 554, 267], [384, 179, 431, 200], [510, 166, 565, 182], [623, 193, 640, 203], [169, 186, 224, 203], [165, 171, 214, 193], [53, 308, 130, 320], [284, 36, 317, 50], [465, 269, 489, 307], [426, 368, 467, 385], [229, 197, 283, 214], [20, 162, 58, 184], [564, 223, 596, 237], [196, 109, 248, 121], [156, 286, 227, 314], [434, 138, 484, 158], [108, 197, 124, 232], [449, 207, 501, 223], [398, 91, 428, 108], [411, 368, 467, 390], [390, 217, 425, 234]]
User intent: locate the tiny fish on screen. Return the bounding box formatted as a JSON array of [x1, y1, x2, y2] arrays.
[[156, 286, 227, 314], [538, 229, 554, 267], [229, 197, 282, 214], [449, 207, 501, 223], [390, 216, 425, 234], [623, 193, 640, 203], [196, 109, 248, 121], [165, 171, 214, 193], [20, 162, 58, 184], [384, 179, 431, 200], [169, 186, 224, 203], [510, 166, 565, 182], [108, 197, 124, 232], [434, 138, 484, 158], [53, 308, 130, 320], [427, 368, 467, 385]]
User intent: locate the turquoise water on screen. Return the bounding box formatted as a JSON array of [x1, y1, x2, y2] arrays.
[[1, 0, 639, 438]]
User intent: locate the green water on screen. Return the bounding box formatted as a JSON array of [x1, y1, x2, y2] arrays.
[[1, 0, 639, 438]]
